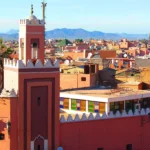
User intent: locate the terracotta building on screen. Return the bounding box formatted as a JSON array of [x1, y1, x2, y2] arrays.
[[0, 6, 60, 150], [1, 4, 150, 150]]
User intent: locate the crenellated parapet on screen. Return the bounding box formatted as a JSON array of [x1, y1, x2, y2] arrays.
[[19, 19, 44, 26], [4, 58, 60, 69], [0, 89, 17, 97], [60, 108, 150, 123]]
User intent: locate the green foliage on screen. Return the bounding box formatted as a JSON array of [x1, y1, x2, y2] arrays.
[[0, 48, 14, 67], [75, 39, 83, 43], [0, 38, 3, 45], [0, 44, 6, 49]]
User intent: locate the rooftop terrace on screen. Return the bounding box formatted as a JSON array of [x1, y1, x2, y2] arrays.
[[60, 86, 150, 102]]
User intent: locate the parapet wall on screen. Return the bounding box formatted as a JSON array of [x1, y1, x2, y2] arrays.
[[60, 108, 150, 123], [0, 89, 17, 97], [19, 19, 44, 25], [4, 58, 60, 69]]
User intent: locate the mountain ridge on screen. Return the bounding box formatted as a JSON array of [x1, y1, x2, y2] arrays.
[[0, 28, 148, 40]]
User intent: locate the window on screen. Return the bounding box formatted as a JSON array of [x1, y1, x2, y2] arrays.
[[80, 100, 86, 111], [71, 99, 77, 110], [81, 77, 86, 81], [37, 145, 40, 150], [110, 101, 124, 113], [37, 97, 41, 106], [33, 42, 38, 48], [84, 65, 90, 74], [64, 98, 69, 109], [97, 148, 103, 150], [99, 103, 105, 114], [60, 98, 64, 108], [91, 65, 95, 73], [88, 101, 94, 112], [125, 100, 132, 112], [0, 133, 5, 140], [126, 144, 132, 150]]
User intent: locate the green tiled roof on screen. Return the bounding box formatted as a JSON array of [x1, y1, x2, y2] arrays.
[[58, 39, 72, 47]]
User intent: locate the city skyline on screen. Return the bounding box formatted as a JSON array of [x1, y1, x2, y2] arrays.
[[0, 0, 150, 34]]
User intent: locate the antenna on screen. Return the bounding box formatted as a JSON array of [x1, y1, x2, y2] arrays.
[[41, 0, 47, 23], [41, 0, 47, 50], [31, 4, 34, 15]]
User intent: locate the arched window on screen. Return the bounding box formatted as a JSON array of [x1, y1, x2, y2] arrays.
[[33, 42, 38, 48], [31, 42, 38, 59]]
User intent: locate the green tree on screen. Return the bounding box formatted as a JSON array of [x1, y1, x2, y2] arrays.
[[75, 39, 83, 43], [0, 38, 3, 45], [0, 48, 14, 66]]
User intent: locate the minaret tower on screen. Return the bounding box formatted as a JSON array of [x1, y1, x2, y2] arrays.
[[41, 0, 47, 45], [19, 4, 45, 64], [42, 0, 47, 24], [1, 4, 60, 150]]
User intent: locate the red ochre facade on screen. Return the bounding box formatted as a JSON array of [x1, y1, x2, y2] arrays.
[[60, 116, 150, 150], [1, 9, 150, 150]]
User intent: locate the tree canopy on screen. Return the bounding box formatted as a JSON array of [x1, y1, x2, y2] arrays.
[[75, 39, 83, 43], [0, 38, 3, 45]]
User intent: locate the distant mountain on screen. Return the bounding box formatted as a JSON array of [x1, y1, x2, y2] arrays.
[[6, 29, 19, 34], [0, 28, 148, 40]]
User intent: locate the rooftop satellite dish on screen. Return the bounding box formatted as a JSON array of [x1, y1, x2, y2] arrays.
[[87, 53, 92, 59], [64, 60, 69, 65], [123, 53, 128, 58]]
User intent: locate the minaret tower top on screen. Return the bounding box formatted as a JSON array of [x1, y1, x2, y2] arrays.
[[18, 4, 45, 64]]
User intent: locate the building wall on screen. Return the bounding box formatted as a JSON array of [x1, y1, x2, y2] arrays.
[[117, 83, 143, 90], [4, 69, 18, 93], [60, 74, 78, 90], [0, 98, 16, 150], [31, 86, 48, 141], [99, 50, 116, 58], [60, 73, 97, 90], [63, 52, 85, 60], [17, 69, 60, 150], [119, 39, 129, 49], [60, 116, 150, 150]]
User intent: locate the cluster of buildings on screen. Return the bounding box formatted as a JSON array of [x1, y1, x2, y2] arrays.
[[0, 3, 150, 150]]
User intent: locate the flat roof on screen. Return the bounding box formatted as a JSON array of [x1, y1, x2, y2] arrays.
[[60, 88, 150, 102], [118, 82, 142, 85]]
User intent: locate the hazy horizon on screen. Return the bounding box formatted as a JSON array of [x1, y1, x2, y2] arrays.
[[0, 0, 150, 34]]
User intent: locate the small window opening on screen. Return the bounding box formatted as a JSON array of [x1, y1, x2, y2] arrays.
[[84, 65, 90, 74], [97, 148, 103, 150], [126, 144, 132, 150], [0, 133, 5, 140], [33, 42, 38, 48], [37, 97, 41, 106], [91, 65, 95, 73], [37, 144, 40, 150], [81, 77, 86, 81]]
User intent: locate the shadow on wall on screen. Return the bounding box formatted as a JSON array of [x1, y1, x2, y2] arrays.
[[0, 120, 6, 133], [98, 68, 121, 88]]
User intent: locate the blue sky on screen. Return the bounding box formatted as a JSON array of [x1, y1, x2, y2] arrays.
[[0, 0, 150, 33]]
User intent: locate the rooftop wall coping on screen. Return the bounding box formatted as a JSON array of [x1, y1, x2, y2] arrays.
[[60, 108, 150, 123], [0, 89, 17, 97], [4, 58, 60, 69]]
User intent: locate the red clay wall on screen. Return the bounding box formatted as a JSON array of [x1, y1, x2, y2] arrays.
[[60, 74, 97, 90], [63, 52, 85, 60], [60, 116, 150, 150]]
